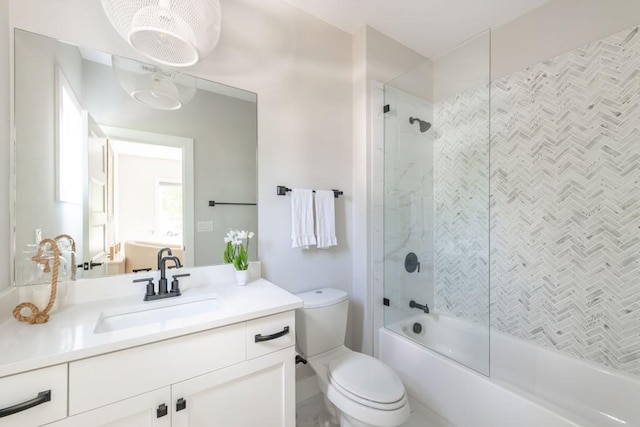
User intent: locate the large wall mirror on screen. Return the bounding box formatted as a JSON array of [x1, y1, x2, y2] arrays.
[[13, 29, 257, 281]]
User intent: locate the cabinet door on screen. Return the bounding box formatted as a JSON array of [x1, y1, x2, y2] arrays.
[[172, 347, 295, 427], [46, 387, 170, 427]]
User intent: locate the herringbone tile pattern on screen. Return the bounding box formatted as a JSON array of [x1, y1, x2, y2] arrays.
[[490, 26, 640, 376], [434, 85, 490, 326]]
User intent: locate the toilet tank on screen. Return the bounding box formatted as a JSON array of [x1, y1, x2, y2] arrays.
[[295, 288, 349, 358]]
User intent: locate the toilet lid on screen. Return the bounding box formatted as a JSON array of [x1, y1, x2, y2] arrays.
[[327, 353, 405, 405]]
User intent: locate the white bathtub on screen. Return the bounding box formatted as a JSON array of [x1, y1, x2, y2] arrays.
[[380, 314, 640, 427], [385, 312, 490, 375]]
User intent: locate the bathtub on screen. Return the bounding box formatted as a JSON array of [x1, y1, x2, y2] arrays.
[[380, 314, 640, 427]]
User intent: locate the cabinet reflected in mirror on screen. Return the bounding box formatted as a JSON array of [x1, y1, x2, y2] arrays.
[[14, 29, 257, 281]]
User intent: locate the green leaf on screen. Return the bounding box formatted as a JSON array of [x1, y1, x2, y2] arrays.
[[233, 243, 248, 270], [223, 241, 234, 264]]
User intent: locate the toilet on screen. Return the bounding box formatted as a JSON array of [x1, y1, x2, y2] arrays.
[[296, 288, 410, 427]]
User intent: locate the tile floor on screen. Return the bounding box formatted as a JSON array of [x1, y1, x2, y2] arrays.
[[296, 393, 453, 427]]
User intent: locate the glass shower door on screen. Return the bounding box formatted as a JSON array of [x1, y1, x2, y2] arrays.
[[382, 30, 491, 376], [382, 84, 435, 329]]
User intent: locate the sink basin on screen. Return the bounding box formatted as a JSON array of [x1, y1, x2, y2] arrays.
[[94, 295, 219, 334]]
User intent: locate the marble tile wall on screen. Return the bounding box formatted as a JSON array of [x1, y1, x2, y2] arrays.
[[490, 25, 640, 377], [433, 85, 490, 327], [383, 86, 434, 324], [433, 25, 640, 377]]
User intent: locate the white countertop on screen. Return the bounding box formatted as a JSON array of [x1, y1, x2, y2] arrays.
[[0, 277, 302, 378]]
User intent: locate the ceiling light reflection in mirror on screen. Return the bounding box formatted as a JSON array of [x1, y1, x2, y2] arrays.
[[111, 55, 197, 110]]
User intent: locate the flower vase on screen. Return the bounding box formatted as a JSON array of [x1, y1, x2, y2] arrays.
[[235, 269, 249, 286]]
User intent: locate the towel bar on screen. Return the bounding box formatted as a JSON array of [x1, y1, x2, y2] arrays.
[[276, 186, 343, 198]]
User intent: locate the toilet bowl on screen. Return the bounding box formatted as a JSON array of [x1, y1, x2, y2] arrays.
[[309, 346, 410, 427], [296, 288, 410, 427]]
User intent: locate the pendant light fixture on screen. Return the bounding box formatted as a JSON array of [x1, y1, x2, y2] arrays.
[[112, 55, 197, 110], [101, 0, 222, 67]]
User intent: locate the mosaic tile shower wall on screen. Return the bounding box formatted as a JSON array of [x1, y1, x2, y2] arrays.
[[433, 85, 490, 326], [490, 26, 640, 376]]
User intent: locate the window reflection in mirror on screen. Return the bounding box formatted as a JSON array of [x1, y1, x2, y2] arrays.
[[13, 29, 258, 282], [56, 67, 84, 205]]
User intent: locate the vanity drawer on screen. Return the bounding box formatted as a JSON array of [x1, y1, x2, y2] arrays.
[[69, 322, 245, 415], [0, 364, 67, 427], [247, 311, 295, 359]]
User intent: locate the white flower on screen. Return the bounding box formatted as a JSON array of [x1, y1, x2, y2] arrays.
[[222, 229, 255, 248], [222, 229, 254, 269]]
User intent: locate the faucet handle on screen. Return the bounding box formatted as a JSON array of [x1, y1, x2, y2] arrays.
[[133, 277, 156, 300], [170, 273, 190, 295]]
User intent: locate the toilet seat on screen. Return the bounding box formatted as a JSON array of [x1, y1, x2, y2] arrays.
[[328, 353, 407, 410]]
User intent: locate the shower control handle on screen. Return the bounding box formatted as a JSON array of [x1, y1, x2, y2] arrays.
[[405, 252, 420, 273]]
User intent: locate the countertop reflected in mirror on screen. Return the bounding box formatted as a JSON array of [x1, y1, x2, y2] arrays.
[[13, 29, 257, 282]]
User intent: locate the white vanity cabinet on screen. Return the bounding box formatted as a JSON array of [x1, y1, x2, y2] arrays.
[[42, 310, 296, 427], [172, 311, 296, 427], [67, 323, 247, 415]]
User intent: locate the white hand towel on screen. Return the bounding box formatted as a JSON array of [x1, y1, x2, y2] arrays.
[[315, 190, 338, 249], [291, 189, 316, 249]]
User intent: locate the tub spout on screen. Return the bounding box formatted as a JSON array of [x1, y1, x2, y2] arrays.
[[409, 300, 429, 314]]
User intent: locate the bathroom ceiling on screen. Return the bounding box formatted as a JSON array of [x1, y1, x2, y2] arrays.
[[283, 0, 551, 59]]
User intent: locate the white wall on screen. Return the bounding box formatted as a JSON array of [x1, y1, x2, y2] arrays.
[[492, 0, 640, 80], [0, 0, 9, 293], [433, 30, 490, 102], [7, 0, 353, 301], [385, 61, 433, 103]]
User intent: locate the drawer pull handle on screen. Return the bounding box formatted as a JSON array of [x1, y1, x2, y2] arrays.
[[0, 390, 51, 418], [255, 326, 290, 342], [176, 397, 187, 412], [157, 403, 168, 418]]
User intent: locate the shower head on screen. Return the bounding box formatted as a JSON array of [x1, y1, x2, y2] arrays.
[[409, 117, 432, 133]]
